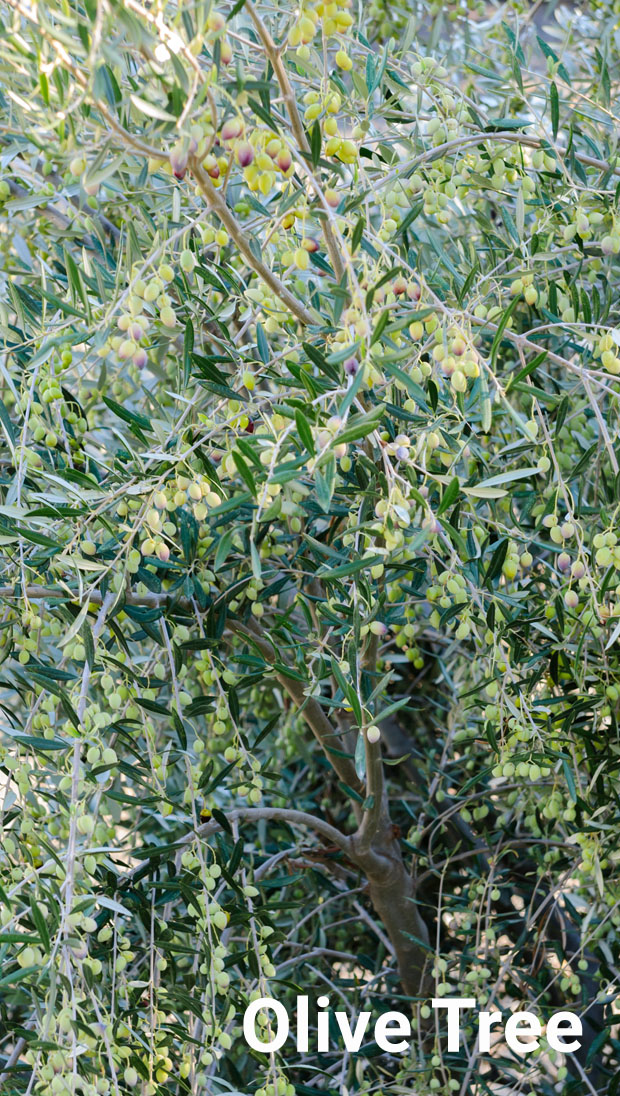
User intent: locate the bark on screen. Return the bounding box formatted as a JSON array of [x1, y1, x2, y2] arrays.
[[352, 821, 431, 998], [365, 852, 430, 998]]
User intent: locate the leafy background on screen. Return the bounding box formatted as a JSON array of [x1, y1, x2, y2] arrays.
[[0, 0, 619, 1093]]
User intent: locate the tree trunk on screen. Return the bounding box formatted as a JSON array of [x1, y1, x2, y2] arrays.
[[353, 829, 431, 998]]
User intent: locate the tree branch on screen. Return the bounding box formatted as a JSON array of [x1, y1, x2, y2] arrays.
[[401, 130, 620, 181], [190, 157, 318, 326], [244, 0, 345, 283], [355, 632, 389, 852], [120, 805, 353, 888], [229, 619, 365, 796], [0, 585, 168, 607], [196, 805, 352, 852]]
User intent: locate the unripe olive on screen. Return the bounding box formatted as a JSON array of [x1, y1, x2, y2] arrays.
[[180, 248, 196, 273], [160, 305, 176, 327]]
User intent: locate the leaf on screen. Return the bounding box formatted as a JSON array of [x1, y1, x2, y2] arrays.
[[247, 97, 279, 134], [0, 932, 43, 944], [339, 780, 363, 806], [250, 540, 261, 580], [214, 529, 235, 572], [0, 397, 16, 447], [370, 310, 389, 346], [463, 485, 507, 499], [536, 36, 570, 84], [464, 62, 502, 81], [399, 200, 424, 236], [94, 63, 122, 107], [351, 217, 364, 254], [499, 208, 518, 248], [506, 350, 547, 392], [130, 94, 177, 122], [369, 42, 389, 94], [339, 366, 365, 419], [82, 620, 94, 668], [102, 396, 152, 433], [59, 598, 92, 650], [490, 295, 521, 370], [29, 897, 50, 952], [550, 82, 559, 139], [63, 249, 90, 316], [328, 341, 361, 366], [310, 120, 321, 168], [256, 322, 269, 365], [96, 895, 132, 916], [39, 70, 49, 105], [552, 397, 569, 440], [383, 361, 429, 408], [587, 1027, 610, 1067], [428, 379, 438, 413], [473, 467, 538, 489], [12, 734, 71, 751], [354, 733, 366, 781], [319, 554, 384, 581], [302, 341, 339, 382], [515, 187, 525, 239], [315, 457, 336, 513], [437, 477, 460, 516], [331, 658, 362, 727], [211, 807, 233, 835], [183, 318, 194, 385], [486, 116, 531, 130], [331, 406, 384, 447], [486, 720, 499, 753], [14, 524, 61, 549], [0, 965, 42, 987], [479, 370, 492, 433], [562, 759, 577, 803], [605, 615, 620, 651], [485, 539, 509, 584], [295, 408, 315, 457], [232, 450, 257, 496]]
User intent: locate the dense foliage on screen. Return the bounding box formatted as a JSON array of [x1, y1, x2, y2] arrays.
[[0, 0, 619, 1092]]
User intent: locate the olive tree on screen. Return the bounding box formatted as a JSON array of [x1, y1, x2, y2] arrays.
[[0, 0, 619, 1093]]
